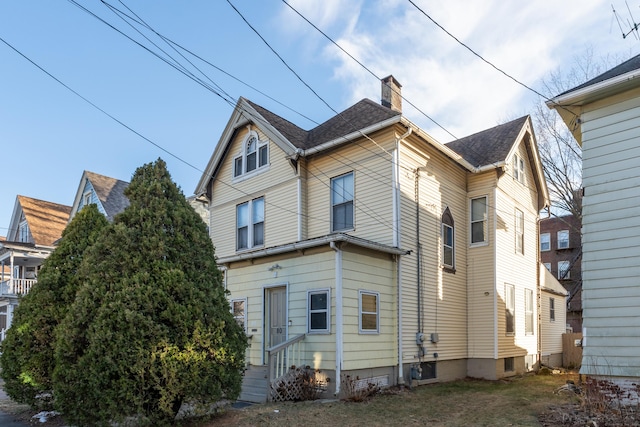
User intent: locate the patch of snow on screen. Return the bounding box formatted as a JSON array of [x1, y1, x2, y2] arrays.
[[32, 411, 60, 423]]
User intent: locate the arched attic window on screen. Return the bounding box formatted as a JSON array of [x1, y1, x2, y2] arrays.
[[233, 131, 269, 178], [442, 207, 455, 273]]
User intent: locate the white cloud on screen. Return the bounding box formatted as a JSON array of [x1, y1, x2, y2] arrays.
[[291, 0, 633, 142]]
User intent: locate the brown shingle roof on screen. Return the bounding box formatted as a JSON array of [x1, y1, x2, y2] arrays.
[[85, 171, 130, 221], [245, 98, 401, 150], [445, 116, 529, 168], [18, 195, 71, 246]]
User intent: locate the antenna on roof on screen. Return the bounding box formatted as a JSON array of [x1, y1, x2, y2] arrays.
[[612, 1, 640, 40]]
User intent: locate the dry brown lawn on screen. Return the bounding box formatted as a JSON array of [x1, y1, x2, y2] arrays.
[[3, 371, 606, 426], [192, 371, 582, 427]]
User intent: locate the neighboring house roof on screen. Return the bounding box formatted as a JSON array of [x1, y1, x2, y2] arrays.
[[8, 195, 71, 246], [547, 53, 640, 145], [540, 263, 569, 296], [69, 171, 130, 222], [558, 53, 640, 96], [445, 116, 529, 168]]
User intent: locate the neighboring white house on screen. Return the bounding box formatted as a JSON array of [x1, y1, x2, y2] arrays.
[[0, 196, 71, 336], [548, 54, 640, 383]]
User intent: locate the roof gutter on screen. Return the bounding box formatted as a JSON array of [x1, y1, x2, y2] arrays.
[[302, 116, 403, 157], [217, 233, 408, 265], [547, 69, 640, 107], [399, 117, 477, 172]]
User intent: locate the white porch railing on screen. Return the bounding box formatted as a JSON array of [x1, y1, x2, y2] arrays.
[[0, 278, 37, 296], [267, 334, 306, 383]]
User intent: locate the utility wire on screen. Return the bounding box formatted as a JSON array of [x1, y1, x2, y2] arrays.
[[281, 0, 457, 140], [407, 0, 581, 122], [0, 35, 202, 173]]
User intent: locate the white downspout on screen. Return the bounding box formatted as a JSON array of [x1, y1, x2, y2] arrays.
[[297, 174, 303, 242], [493, 187, 498, 360], [330, 241, 343, 395], [395, 128, 411, 385]]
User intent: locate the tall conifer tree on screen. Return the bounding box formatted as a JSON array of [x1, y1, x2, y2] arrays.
[[53, 159, 246, 426], [0, 204, 108, 406]]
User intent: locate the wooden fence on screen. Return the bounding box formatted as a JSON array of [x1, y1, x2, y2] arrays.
[[562, 332, 583, 369]]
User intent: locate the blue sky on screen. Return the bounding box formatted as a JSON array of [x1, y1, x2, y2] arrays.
[[0, 0, 637, 234]]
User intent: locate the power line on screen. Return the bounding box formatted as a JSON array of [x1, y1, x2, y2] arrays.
[[0, 35, 202, 174], [406, 0, 581, 122], [281, 0, 457, 140]]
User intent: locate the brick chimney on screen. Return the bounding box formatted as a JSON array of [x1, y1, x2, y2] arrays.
[[381, 75, 402, 112]]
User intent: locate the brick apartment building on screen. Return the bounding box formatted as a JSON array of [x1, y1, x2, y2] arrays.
[[539, 214, 582, 332]]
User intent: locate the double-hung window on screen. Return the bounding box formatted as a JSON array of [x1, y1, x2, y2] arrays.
[[18, 220, 29, 243], [331, 172, 354, 232], [308, 289, 330, 333], [231, 298, 247, 331], [549, 297, 555, 322], [558, 260, 570, 279], [505, 284, 515, 335], [359, 290, 379, 334], [540, 233, 550, 251], [236, 197, 264, 250], [557, 230, 569, 249], [515, 209, 524, 254], [513, 153, 525, 184], [442, 208, 455, 271], [525, 289, 534, 335], [233, 132, 268, 178], [471, 196, 488, 244]]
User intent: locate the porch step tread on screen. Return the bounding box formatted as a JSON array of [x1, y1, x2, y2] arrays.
[[240, 365, 269, 404]]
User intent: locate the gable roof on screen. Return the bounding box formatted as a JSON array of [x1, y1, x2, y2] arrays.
[[245, 98, 401, 150], [445, 116, 529, 168], [196, 97, 547, 208], [11, 195, 71, 246], [195, 97, 404, 195], [70, 171, 130, 222]]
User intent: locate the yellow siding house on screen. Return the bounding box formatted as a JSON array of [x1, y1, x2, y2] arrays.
[[196, 76, 551, 402]]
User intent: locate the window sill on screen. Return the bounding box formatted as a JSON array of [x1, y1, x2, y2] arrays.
[[307, 331, 331, 335], [235, 245, 265, 253], [442, 266, 456, 274], [470, 242, 489, 248], [232, 165, 270, 183]]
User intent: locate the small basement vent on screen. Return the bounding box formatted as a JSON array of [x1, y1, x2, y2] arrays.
[[420, 362, 436, 380]]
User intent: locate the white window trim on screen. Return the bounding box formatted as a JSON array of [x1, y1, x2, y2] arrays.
[[236, 197, 265, 251], [83, 191, 92, 207], [515, 208, 524, 255], [505, 283, 515, 336], [307, 288, 331, 334], [331, 171, 355, 233], [470, 196, 488, 246], [232, 131, 269, 181], [18, 220, 29, 243], [231, 297, 247, 332], [550, 297, 555, 322], [358, 290, 379, 334], [558, 260, 570, 280], [540, 233, 550, 252], [557, 230, 569, 249], [442, 223, 454, 269], [525, 289, 534, 335], [513, 153, 525, 184]]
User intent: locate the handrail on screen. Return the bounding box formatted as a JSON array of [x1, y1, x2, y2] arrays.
[[266, 333, 306, 354], [267, 334, 306, 386]]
